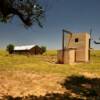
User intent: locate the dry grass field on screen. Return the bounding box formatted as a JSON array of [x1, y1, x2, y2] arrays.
[[0, 50, 100, 100]]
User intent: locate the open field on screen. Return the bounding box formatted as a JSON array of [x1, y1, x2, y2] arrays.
[[0, 50, 100, 100]]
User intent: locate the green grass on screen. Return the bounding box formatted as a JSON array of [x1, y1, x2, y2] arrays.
[[0, 50, 100, 76], [43, 50, 57, 56], [74, 50, 100, 75]]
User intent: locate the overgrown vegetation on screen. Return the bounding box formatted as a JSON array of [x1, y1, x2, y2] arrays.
[[41, 46, 46, 54], [6, 44, 14, 54]]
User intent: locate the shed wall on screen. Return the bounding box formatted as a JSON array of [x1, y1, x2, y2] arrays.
[[65, 32, 90, 62], [13, 46, 42, 55], [57, 49, 75, 64]]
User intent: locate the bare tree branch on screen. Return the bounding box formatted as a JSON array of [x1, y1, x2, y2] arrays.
[[0, 0, 44, 27]]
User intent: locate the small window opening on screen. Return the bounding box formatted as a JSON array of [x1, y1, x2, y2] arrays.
[[75, 38, 79, 43]]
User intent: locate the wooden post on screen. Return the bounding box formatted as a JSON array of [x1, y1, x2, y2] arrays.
[[62, 29, 64, 64], [62, 29, 73, 64], [89, 29, 92, 61], [89, 39, 91, 61]]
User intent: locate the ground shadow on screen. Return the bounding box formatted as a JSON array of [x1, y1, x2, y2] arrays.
[[1, 75, 100, 100], [61, 75, 100, 99], [1, 93, 78, 100]]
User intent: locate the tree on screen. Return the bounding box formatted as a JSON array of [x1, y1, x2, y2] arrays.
[[41, 46, 46, 54], [6, 44, 14, 54], [0, 0, 44, 27]]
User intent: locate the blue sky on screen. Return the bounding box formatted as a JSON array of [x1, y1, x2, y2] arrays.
[[0, 0, 100, 49]]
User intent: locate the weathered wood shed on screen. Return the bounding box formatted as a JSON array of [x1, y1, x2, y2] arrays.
[[58, 32, 90, 64], [14, 45, 42, 55]]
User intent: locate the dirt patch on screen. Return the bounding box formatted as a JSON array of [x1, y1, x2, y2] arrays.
[[0, 71, 100, 100], [80, 72, 100, 78], [0, 71, 65, 97]]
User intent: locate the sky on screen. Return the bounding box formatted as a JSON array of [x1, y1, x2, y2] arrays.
[[0, 0, 100, 50]]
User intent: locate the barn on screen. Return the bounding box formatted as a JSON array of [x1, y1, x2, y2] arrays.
[[14, 45, 42, 55]]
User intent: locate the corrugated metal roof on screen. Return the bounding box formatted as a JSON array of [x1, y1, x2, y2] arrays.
[[14, 45, 36, 50]]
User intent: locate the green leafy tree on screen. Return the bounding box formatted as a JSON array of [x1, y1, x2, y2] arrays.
[[41, 46, 46, 54], [6, 44, 14, 54], [0, 0, 44, 27]]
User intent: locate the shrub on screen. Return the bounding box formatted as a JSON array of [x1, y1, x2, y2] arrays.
[[41, 46, 46, 54], [6, 44, 14, 54]]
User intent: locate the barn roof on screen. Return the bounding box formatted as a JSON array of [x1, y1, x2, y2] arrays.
[[14, 45, 36, 51]]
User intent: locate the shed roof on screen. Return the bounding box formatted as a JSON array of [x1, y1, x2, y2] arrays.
[[14, 45, 36, 51]]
